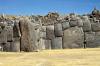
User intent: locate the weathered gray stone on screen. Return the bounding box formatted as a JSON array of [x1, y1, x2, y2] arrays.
[[39, 38, 51, 49], [39, 38, 45, 50], [85, 32, 95, 48], [11, 38, 20, 52], [45, 39, 51, 49], [6, 26, 13, 42], [54, 23, 63, 37], [20, 19, 34, 52], [13, 21, 21, 37], [69, 20, 78, 27], [41, 26, 46, 32], [91, 23, 100, 32], [40, 32, 46, 39], [0, 27, 7, 44], [63, 26, 84, 48], [62, 21, 70, 30], [46, 25, 55, 39], [85, 32, 100, 48], [77, 19, 83, 27], [82, 21, 91, 32], [2, 42, 11, 52], [51, 37, 62, 49], [40, 26, 46, 39], [20, 19, 40, 52], [28, 23, 40, 51]]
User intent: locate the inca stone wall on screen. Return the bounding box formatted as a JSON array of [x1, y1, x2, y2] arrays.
[[0, 8, 100, 52]]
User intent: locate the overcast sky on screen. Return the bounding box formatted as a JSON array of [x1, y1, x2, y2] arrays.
[[0, 0, 100, 15]]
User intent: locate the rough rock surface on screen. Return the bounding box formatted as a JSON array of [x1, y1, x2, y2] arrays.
[[19, 19, 40, 52], [54, 23, 63, 37], [62, 21, 70, 30], [0, 8, 100, 52], [63, 26, 84, 48], [91, 23, 100, 32], [51, 37, 62, 49], [46, 25, 55, 39], [85, 32, 100, 48]]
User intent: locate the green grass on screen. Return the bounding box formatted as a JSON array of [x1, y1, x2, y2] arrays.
[[0, 48, 100, 66]]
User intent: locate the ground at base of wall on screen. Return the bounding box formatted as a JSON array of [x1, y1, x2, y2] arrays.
[[0, 48, 100, 66]]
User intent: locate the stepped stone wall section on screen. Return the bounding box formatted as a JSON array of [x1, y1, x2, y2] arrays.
[[0, 8, 100, 52]]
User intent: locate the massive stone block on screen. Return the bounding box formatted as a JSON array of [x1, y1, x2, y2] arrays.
[[85, 32, 100, 48], [40, 26, 46, 39], [10, 38, 20, 52], [44, 39, 51, 49], [77, 19, 83, 27], [39, 38, 51, 49], [69, 20, 78, 27], [19, 19, 40, 52], [0, 27, 7, 44], [6, 26, 13, 42], [51, 37, 62, 49], [82, 20, 91, 32], [62, 21, 70, 30], [13, 21, 21, 37], [39, 38, 45, 50], [54, 23, 63, 37], [63, 26, 84, 48], [3, 42, 11, 52], [46, 25, 55, 39], [91, 23, 100, 32]]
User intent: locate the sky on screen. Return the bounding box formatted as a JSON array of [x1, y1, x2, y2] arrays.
[[0, 0, 100, 15]]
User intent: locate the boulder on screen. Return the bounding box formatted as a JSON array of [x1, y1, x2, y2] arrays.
[[45, 39, 51, 49], [63, 26, 84, 48], [54, 23, 63, 37], [51, 37, 62, 49]]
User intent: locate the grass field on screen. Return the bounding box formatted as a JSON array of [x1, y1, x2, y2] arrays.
[[0, 48, 100, 66]]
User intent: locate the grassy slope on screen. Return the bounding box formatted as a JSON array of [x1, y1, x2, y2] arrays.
[[0, 48, 100, 66]]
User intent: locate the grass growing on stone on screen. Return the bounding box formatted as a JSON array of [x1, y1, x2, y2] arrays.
[[0, 48, 100, 66]]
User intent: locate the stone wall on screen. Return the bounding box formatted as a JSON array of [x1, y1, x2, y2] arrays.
[[0, 8, 100, 52]]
